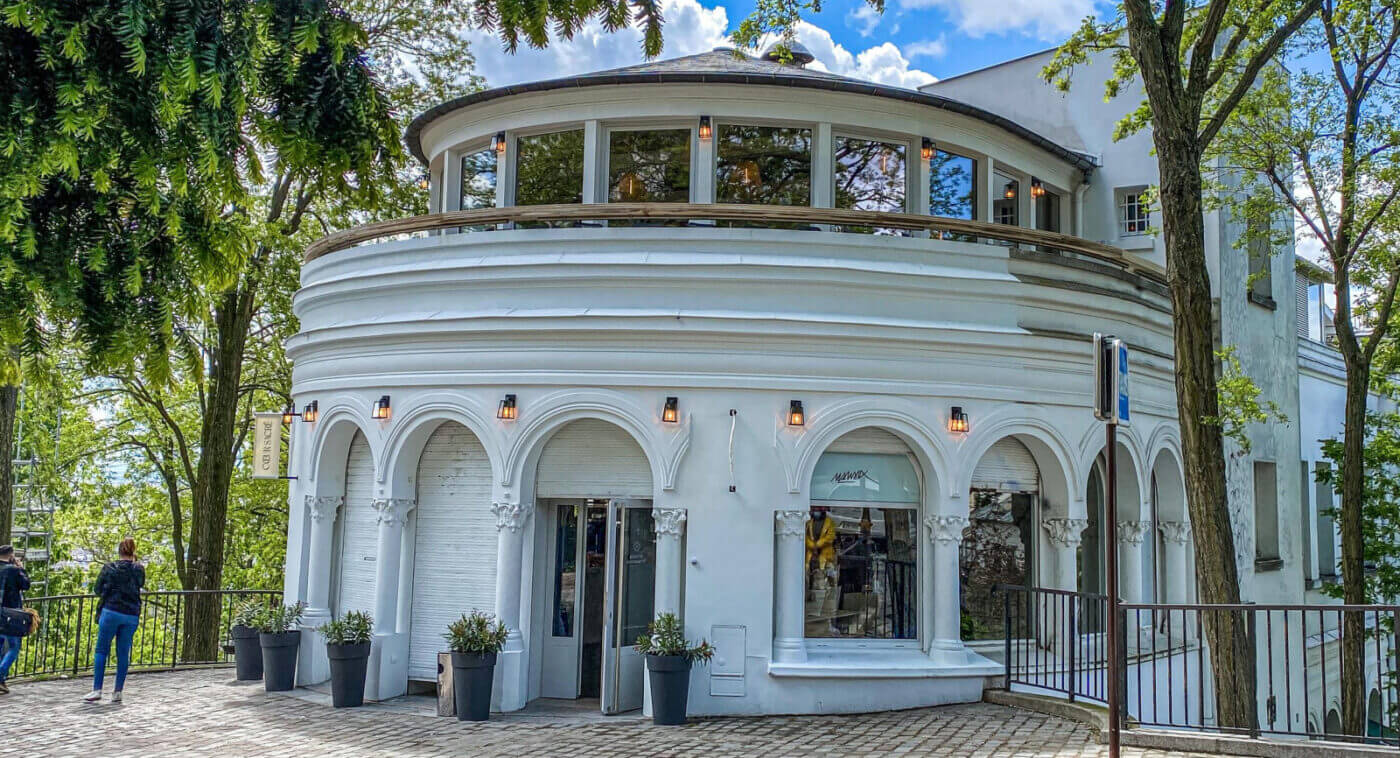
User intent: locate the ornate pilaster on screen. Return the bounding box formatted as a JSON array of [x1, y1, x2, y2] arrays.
[[775, 509, 809, 536], [372, 497, 416, 527], [1118, 520, 1152, 545], [652, 507, 687, 616], [308, 495, 343, 523], [925, 514, 968, 545], [491, 501, 535, 533], [1158, 521, 1191, 544], [773, 508, 810, 663], [653, 508, 688, 538], [1042, 518, 1088, 548]]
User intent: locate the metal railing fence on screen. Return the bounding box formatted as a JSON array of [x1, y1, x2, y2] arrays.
[[4, 589, 282, 682]]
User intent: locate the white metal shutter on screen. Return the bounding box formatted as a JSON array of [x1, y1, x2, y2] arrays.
[[408, 422, 496, 681], [970, 437, 1040, 493], [535, 419, 653, 498], [1295, 275, 1310, 340], [336, 431, 378, 617], [826, 427, 912, 455]]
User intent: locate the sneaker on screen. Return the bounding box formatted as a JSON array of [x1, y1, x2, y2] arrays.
[[0, 681, 9, 694], [111, 691, 122, 703], [82, 690, 102, 703]]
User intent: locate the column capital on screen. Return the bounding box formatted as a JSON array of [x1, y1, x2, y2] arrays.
[[653, 508, 687, 538], [372, 497, 416, 527], [491, 501, 535, 533], [1118, 520, 1152, 545], [775, 509, 809, 537], [1158, 520, 1191, 544], [925, 514, 968, 545], [1043, 518, 1088, 548], [307, 495, 343, 524]]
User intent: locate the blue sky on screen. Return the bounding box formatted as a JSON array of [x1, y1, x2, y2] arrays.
[[463, 0, 1113, 90]]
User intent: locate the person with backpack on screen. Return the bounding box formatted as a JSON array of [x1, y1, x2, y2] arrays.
[[0, 544, 31, 695], [83, 538, 145, 704]]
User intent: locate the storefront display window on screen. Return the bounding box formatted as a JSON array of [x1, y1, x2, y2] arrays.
[[716, 124, 812, 206], [961, 489, 1035, 640], [515, 129, 585, 206], [807, 451, 920, 640]]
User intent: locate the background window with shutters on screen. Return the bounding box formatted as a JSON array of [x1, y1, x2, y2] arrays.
[[1246, 219, 1275, 307], [1117, 188, 1150, 236]]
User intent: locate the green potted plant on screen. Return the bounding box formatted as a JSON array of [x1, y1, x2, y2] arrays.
[[634, 612, 714, 725], [443, 610, 508, 721], [255, 602, 305, 693], [229, 599, 264, 681], [319, 610, 373, 707]]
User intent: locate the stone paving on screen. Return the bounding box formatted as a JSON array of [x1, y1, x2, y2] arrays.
[[0, 668, 1222, 757]]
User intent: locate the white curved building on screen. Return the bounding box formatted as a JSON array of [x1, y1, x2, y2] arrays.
[[282, 47, 1218, 717]]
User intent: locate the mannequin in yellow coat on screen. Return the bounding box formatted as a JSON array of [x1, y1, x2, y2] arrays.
[[805, 506, 839, 632]]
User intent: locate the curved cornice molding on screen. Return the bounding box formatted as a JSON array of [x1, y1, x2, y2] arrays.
[[1077, 419, 1147, 496], [776, 396, 953, 500], [375, 393, 505, 487], [953, 407, 1082, 502], [305, 398, 377, 484], [500, 388, 690, 493], [1144, 424, 1185, 480]]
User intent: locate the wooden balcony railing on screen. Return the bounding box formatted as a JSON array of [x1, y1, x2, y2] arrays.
[[305, 203, 1164, 282]]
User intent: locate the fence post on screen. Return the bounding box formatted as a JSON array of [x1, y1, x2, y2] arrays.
[[1117, 606, 1129, 730], [1246, 606, 1259, 739], [172, 594, 184, 669], [1068, 593, 1078, 702], [1002, 588, 1012, 691], [72, 596, 84, 677]]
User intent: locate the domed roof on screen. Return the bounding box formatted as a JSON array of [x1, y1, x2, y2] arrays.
[[761, 40, 816, 66]]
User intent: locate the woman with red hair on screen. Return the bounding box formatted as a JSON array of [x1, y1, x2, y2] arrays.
[[84, 538, 145, 703]]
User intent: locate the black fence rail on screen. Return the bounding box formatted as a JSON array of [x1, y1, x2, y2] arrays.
[[1122, 602, 1399, 746], [996, 584, 1110, 704], [7, 589, 282, 682]]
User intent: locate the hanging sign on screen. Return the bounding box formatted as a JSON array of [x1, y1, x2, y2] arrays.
[[1093, 333, 1130, 426], [252, 412, 282, 479]]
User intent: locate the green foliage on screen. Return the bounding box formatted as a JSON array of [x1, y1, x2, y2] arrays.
[[1317, 412, 1400, 603], [231, 598, 263, 629], [319, 610, 373, 645], [443, 610, 508, 654], [633, 612, 714, 663], [1205, 346, 1288, 454], [251, 601, 305, 634], [467, 0, 665, 58]]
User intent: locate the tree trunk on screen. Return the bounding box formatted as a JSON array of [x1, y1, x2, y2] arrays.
[[182, 284, 257, 661], [1154, 131, 1257, 732], [1338, 353, 1370, 736], [0, 383, 16, 546]]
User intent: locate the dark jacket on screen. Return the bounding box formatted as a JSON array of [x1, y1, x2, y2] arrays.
[[95, 560, 145, 617], [0, 561, 30, 609]]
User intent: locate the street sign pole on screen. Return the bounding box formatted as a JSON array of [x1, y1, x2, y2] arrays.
[[1093, 333, 1127, 758]]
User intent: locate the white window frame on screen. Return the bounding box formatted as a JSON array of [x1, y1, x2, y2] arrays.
[[713, 119, 818, 207], [599, 120, 699, 205], [829, 130, 913, 216], [1118, 187, 1151, 237], [510, 123, 588, 207]]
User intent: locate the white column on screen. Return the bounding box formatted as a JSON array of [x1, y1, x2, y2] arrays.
[[371, 498, 416, 631], [1158, 521, 1192, 640], [491, 500, 534, 649], [1042, 518, 1087, 592], [304, 495, 343, 615], [653, 508, 687, 616], [926, 513, 968, 665], [1118, 521, 1151, 604], [773, 510, 809, 663]]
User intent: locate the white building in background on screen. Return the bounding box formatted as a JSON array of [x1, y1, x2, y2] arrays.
[[277, 43, 1388, 729]]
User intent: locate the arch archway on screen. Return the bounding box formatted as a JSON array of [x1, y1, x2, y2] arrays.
[[1083, 438, 1147, 604], [1150, 446, 1191, 607]]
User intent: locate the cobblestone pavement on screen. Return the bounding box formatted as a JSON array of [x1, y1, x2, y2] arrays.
[[0, 669, 1220, 757]]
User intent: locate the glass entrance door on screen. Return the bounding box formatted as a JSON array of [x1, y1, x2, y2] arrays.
[[601, 499, 656, 714]]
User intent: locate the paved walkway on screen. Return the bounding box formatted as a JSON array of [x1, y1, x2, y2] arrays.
[[0, 668, 1220, 757]]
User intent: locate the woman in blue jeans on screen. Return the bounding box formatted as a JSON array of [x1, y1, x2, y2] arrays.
[[84, 538, 145, 703]]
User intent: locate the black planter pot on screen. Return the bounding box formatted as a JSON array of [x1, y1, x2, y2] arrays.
[[327, 641, 372, 708], [259, 629, 301, 693], [645, 655, 692, 725], [230, 624, 263, 681], [450, 651, 497, 721]]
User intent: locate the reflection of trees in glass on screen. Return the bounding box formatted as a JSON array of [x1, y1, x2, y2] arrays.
[[959, 489, 1034, 641], [515, 130, 584, 206], [929, 150, 975, 220], [716, 125, 811, 206], [834, 137, 905, 213], [460, 148, 497, 210], [1035, 192, 1060, 232], [609, 129, 691, 203]]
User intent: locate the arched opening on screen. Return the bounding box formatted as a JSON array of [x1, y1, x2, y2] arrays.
[[332, 430, 377, 617], [1150, 448, 1188, 606], [406, 421, 495, 683], [1368, 688, 1391, 741], [964, 437, 1040, 641], [806, 427, 921, 641], [531, 418, 655, 714], [1326, 708, 1343, 735]]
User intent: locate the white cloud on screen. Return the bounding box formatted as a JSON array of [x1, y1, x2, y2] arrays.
[[848, 5, 898, 38], [795, 23, 938, 89], [462, 0, 936, 91], [903, 35, 947, 60], [894, 0, 1098, 41]]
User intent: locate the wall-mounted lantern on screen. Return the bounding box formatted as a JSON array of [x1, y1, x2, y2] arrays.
[[662, 396, 680, 424], [493, 131, 507, 155], [1030, 177, 1046, 199], [301, 401, 319, 424], [948, 406, 970, 434], [282, 404, 298, 425], [497, 394, 518, 421], [698, 116, 713, 141], [787, 400, 805, 427], [921, 137, 935, 161], [372, 395, 391, 421]]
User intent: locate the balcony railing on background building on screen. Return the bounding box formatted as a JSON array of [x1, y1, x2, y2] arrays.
[[996, 585, 1400, 746], [6, 590, 282, 682]]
